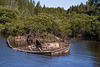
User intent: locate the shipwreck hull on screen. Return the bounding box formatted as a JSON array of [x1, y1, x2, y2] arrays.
[[7, 39, 70, 56]]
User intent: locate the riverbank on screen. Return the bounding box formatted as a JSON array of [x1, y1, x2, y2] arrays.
[[66, 35, 100, 42]]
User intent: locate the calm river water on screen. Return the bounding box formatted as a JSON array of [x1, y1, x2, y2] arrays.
[[0, 36, 100, 67]]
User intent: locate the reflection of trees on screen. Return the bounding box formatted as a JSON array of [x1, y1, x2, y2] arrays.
[[87, 42, 100, 52], [87, 41, 100, 66]]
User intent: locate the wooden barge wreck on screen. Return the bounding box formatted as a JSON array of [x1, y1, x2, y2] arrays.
[[7, 32, 70, 56]]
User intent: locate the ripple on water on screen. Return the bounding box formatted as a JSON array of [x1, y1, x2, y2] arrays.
[[0, 37, 100, 67]]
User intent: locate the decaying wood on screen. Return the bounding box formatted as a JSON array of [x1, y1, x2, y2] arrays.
[[7, 32, 70, 56]]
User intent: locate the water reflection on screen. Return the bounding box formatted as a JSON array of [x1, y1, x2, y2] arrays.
[[1, 35, 100, 67], [87, 41, 100, 52], [87, 41, 100, 66]]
